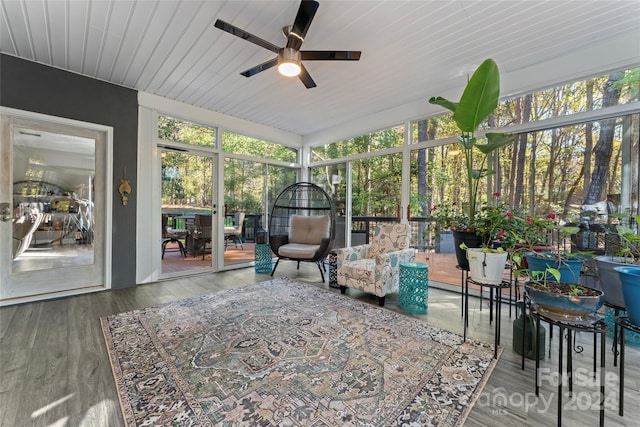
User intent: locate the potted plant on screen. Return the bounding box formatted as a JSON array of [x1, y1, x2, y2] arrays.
[[524, 266, 605, 321], [429, 58, 515, 269], [615, 265, 640, 326], [507, 209, 581, 274], [518, 221, 584, 284], [464, 194, 520, 284], [466, 246, 509, 285], [424, 202, 464, 253]]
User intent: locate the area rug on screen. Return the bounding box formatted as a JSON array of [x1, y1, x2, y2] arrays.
[[101, 278, 499, 426]]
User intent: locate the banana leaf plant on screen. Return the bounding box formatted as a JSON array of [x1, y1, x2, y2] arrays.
[[429, 58, 515, 227]]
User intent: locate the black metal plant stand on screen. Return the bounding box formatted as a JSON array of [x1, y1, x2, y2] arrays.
[[614, 316, 640, 417], [532, 308, 609, 427], [463, 275, 510, 359]]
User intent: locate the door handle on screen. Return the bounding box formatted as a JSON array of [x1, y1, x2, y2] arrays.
[[0, 202, 11, 222]]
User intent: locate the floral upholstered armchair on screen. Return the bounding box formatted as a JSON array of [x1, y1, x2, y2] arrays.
[[337, 223, 415, 306]]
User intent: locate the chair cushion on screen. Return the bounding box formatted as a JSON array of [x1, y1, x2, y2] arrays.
[[340, 258, 376, 279], [288, 215, 330, 245], [278, 243, 321, 259]]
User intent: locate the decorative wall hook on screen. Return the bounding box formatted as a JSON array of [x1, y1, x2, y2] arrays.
[[118, 166, 132, 206]]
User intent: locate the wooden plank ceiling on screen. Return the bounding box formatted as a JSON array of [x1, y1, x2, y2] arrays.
[[1, 0, 639, 139]]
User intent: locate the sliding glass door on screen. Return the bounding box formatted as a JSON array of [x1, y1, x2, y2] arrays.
[[160, 149, 215, 275]]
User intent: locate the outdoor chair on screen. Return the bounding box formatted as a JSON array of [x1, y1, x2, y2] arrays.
[[224, 212, 245, 250], [161, 214, 187, 259], [269, 182, 335, 282], [337, 223, 415, 306], [192, 214, 212, 260]]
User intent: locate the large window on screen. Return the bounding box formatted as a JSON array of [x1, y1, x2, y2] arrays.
[[310, 163, 347, 248], [158, 115, 216, 147], [222, 131, 297, 162], [410, 119, 638, 223], [311, 125, 405, 162], [223, 154, 298, 266]]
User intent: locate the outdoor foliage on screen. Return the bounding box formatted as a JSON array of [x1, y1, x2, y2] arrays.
[[158, 116, 299, 218], [415, 66, 640, 224]]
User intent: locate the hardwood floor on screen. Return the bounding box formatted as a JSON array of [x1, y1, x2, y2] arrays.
[[1, 263, 638, 426]]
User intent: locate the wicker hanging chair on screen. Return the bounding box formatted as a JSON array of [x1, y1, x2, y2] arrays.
[[269, 182, 336, 281]]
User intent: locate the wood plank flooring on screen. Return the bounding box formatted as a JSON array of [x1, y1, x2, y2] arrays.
[[1, 263, 638, 426]]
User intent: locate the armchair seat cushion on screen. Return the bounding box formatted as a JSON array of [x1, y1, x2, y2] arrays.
[[340, 258, 376, 278], [278, 243, 321, 259]]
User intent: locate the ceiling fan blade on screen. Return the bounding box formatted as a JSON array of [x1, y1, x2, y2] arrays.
[[240, 57, 279, 78], [214, 19, 280, 53], [301, 51, 362, 61], [298, 64, 317, 89], [290, 0, 319, 41]]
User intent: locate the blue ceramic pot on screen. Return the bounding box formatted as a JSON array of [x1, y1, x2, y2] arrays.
[[614, 266, 640, 326], [525, 252, 583, 284], [525, 281, 604, 321]]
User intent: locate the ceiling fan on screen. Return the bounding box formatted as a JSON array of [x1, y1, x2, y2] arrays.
[[214, 0, 361, 89]]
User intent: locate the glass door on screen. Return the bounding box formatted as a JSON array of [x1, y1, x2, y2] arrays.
[[161, 148, 215, 275], [0, 112, 107, 304], [310, 163, 348, 249]]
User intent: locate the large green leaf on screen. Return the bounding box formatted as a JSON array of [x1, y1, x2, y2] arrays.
[[454, 58, 501, 133], [475, 132, 515, 154], [428, 96, 458, 113]]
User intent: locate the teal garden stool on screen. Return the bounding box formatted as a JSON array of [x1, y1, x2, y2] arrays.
[[399, 262, 429, 314], [254, 242, 273, 273]]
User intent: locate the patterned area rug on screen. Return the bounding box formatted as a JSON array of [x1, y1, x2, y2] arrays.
[[101, 278, 499, 426]]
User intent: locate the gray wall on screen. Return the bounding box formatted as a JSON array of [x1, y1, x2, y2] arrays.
[[1, 53, 138, 289]]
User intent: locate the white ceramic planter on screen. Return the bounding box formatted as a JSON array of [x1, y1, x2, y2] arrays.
[[467, 248, 508, 285]]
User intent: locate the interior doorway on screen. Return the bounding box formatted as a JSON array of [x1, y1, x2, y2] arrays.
[[0, 109, 111, 305]]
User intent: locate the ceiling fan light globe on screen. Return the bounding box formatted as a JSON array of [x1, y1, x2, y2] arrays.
[[278, 47, 302, 77], [278, 62, 301, 77]]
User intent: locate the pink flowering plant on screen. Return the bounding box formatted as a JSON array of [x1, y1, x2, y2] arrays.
[[509, 210, 581, 270], [472, 192, 520, 250]]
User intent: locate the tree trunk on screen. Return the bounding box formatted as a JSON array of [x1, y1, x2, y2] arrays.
[[584, 72, 623, 204], [528, 133, 538, 214], [417, 120, 428, 217], [514, 95, 531, 210], [547, 127, 558, 213], [584, 80, 594, 192], [508, 98, 520, 207]]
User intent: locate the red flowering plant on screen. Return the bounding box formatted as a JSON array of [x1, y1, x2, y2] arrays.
[[509, 209, 581, 270], [471, 192, 520, 251]]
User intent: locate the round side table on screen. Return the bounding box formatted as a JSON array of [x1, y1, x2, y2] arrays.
[[327, 250, 339, 288], [254, 243, 273, 273], [399, 262, 429, 314]]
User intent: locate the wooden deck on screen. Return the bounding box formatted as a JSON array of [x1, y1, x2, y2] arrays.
[[162, 243, 477, 290]]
